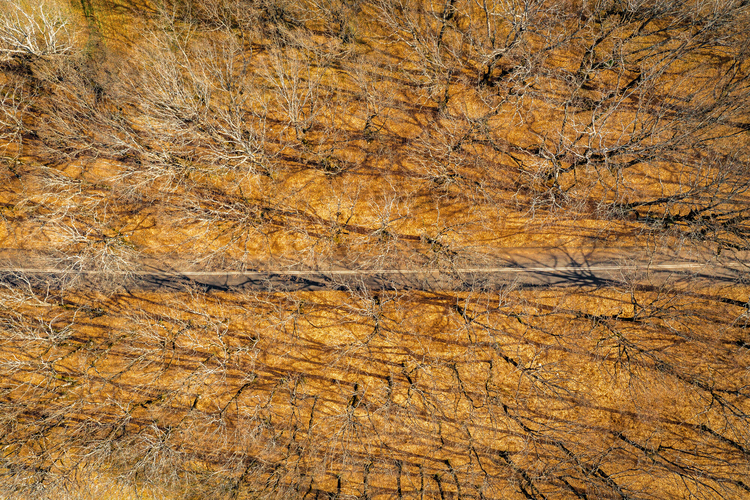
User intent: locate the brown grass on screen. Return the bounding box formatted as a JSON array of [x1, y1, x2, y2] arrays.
[[2, 280, 749, 498], [1, 0, 750, 498]]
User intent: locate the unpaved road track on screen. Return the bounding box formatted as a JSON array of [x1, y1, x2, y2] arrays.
[[1, 254, 747, 291]]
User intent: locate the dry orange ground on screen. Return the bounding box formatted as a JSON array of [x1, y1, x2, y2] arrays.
[[4, 0, 747, 272], [1, 0, 750, 498], [2, 282, 749, 499]]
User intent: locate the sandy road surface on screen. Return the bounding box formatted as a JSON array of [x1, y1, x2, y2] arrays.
[[1, 247, 747, 291]]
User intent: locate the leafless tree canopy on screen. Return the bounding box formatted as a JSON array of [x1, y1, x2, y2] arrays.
[[0, 0, 749, 498]]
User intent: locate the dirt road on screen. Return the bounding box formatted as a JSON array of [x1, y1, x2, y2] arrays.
[[1, 247, 746, 291]]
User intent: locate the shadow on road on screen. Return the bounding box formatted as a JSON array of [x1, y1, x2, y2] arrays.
[[1, 247, 746, 293]]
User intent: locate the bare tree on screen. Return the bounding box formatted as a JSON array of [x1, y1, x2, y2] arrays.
[[0, 81, 30, 158], [0, 0, 75, 62]]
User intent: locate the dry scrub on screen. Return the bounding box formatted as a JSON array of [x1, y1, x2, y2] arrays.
[[1, 0, 748, 270], [1, 279, 750, 499], [1, 0, 750, 498]]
